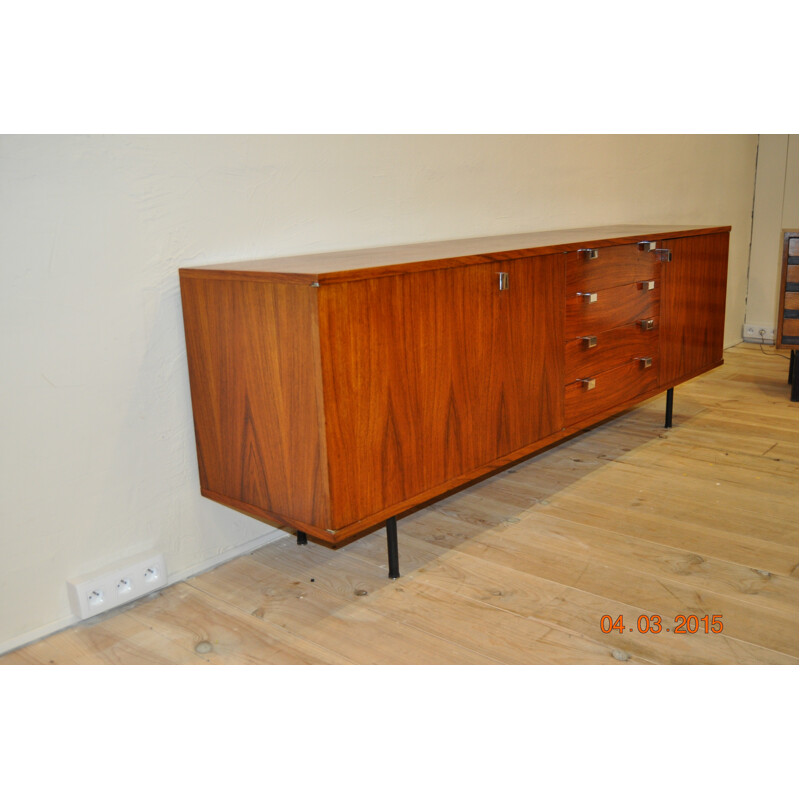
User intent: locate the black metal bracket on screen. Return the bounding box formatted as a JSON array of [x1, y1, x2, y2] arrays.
[[386, 516, 400, 579], [665, 387, 674, 428], [296, 530, 308, 546]]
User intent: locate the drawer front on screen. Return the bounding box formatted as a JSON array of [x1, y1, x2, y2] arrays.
[[566, 281, 660, 339], [567, 243, 661, 293], [565, 323, 660, 383], [565, 357, 659, 425]]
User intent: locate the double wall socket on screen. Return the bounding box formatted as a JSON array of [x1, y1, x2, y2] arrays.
[[67, 552, 167, 620], [743, 324, 776, 343]]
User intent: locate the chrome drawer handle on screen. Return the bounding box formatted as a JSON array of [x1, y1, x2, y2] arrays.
[[639, 280, 656, 291], [636, 356, 653, 368], [578, 248, 599, 260], [639, 318, 656, 330], [655, 248, 672, 262], [581, 378, 596, 390], [580, 335, 598, 348], [498, 272, 509, 291], [638, 241, 656, 252], [578, 292, 598, 304]]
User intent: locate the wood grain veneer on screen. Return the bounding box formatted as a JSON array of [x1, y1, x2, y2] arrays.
[[566, 243, 661, 293], [179, 225, 730, 549], [566, 281, 660, 339], [659, 232, 729, 386], [179, 225, 728, 285], [317, 255, 564, 530], [565, 324, 660, 383], [179, 275, 331, 528], [565, 358, 659, 425]]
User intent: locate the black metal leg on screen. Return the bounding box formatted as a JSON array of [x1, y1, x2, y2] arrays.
[[296, 530, 308, 545], [665, 387, 674, 429], [386, 516, 400, 579], [788, 350, 795, 385], [792, 350, 799, 403]]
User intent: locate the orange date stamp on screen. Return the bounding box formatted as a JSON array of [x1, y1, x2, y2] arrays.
[[600, 614, 723, 634]]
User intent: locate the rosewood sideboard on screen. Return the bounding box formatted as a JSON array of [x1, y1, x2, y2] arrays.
[[179, 225, 730, 577]]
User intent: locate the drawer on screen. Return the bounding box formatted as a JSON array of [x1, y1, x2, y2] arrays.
[[567, 243, 662, 293], [565, 323, 660, 384], [566, 281, 660, 339], [565, 356, 659, 425]]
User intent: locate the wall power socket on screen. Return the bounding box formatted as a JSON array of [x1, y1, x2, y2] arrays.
[[67, 552, 167, 620], [743, 324, 776, 343]]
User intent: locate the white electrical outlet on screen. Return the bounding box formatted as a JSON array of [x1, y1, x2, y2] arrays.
[[67, 552, 167, 620], [743, 324, 776, 343]]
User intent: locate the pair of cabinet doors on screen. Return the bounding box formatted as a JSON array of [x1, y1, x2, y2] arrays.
[[319, 253, 564, 528]]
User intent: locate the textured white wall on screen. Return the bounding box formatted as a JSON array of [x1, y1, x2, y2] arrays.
[[747, 134, 800, 335], [0, 134, 758, 651]]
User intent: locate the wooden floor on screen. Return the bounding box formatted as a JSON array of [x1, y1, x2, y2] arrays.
[[3, 343, 797, 665]]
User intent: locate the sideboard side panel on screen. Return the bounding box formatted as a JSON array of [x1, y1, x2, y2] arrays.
[[180, 276, 331, 528]]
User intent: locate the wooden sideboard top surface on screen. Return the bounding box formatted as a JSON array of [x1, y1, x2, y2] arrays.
[[179, 224, 731, 285]]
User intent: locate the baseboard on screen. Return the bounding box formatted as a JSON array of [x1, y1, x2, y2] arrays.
[[0, 527, 289, 658]]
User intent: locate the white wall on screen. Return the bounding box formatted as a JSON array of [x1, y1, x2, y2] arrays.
[[746, 134, 800, 337], [0, 134, 758, 652], [783, 135, 799, 229]]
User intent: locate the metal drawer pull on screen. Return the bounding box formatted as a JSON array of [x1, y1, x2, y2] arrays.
[[578, 292, 598, 304], [639, 318, 656, 330], [639, 280, 656, 291], [638, 241, 656, 252], [498, 272, 509, 291], [581, 378, 596, 390], [637, 356, 653, 368], [655, 248, 672, 262], [578, 248, 599, 260], [580, 335, 598, 348]]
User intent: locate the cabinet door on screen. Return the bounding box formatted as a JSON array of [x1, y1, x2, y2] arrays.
[[660, 232, 729, 387], [318, 255, 565, 529]]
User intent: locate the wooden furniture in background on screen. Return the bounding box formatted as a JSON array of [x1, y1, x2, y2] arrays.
[[180, 225, 730, 575], [777, 231, 799, 348], [776, 230, 798, 402]]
